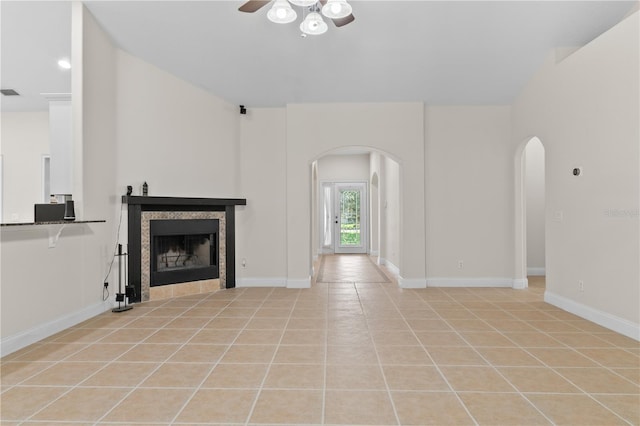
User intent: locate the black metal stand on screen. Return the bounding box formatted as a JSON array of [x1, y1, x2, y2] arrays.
[[112, 244, 133, 313]]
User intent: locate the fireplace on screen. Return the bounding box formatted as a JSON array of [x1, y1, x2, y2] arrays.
[[150, 219, 219, 286], [123, 196, 246, 302]]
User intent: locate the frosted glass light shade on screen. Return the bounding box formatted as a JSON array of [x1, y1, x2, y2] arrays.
[[321, 0, 352, 19], [267, 0, 297, 23], [300, 11, 328, 35], [289, 0, 317, 7]]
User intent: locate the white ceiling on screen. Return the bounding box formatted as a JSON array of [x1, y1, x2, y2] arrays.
[[1, 1, 72, 111], [1, 1, 636, 111]]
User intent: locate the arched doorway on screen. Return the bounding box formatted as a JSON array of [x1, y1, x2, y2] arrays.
[[311, 147, 401, 282], [515, 136, 546, 289]]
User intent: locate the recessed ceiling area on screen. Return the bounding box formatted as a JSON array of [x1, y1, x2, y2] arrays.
[[1, 1, 636, 111], [1, 1, 71, 112]]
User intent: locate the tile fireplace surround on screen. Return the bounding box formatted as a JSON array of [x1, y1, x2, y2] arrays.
[[123, 196, 246, 303]]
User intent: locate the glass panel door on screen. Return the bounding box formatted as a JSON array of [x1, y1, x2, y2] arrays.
[[335, 183, 367, 254]]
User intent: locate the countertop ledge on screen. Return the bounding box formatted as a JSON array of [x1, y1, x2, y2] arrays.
[[1, 220, 106, 227]]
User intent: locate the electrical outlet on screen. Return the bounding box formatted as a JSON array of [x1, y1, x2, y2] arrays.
[[578, 280, 584, 292], [458, 260, 464, 269], [554, 210, 564, 222]]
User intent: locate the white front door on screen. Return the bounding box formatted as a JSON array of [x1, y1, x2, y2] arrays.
[[334, 183, 367, 254]]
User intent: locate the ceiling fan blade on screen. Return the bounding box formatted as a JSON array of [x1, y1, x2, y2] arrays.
[[238, 0, 270, 13], [332, 13, 355, 27], [317, 0, 355, 28]]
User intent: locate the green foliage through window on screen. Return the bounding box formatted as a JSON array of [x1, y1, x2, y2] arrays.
[[340, 190, 361, 246]]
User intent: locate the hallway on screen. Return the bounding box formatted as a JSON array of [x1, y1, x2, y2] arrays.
[[316, 254, 390, 283], [1, 255, 638, 424]]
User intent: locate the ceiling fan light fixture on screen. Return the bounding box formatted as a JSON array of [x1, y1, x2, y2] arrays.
[[267, 0, 297, 23], [300, 11, 328, 35], [321, 0, 352, 19], [57, 58, 71, 70], [288, 0, 317, 7]]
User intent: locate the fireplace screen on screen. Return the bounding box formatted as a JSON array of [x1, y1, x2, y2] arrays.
[[150, 219, 219, 287], [155, 234, 214, 271]]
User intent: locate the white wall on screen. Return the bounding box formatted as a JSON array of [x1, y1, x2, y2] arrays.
[[81, 4, 119, 292], [236, 108, 288, 286], [0, 5, 116, 356], [317, 154, 370, 182], [425, 106, 513, 285], [0, 112, 49, 222], [513, 12, 639, 337], [369, 154, 380, 256], [525, 137, 545, 274], [286, 102, 426, 288], [382, 156, 400, 270], [115, 50, 240, 199]]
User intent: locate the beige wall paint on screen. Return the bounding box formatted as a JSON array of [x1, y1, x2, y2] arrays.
[[382, 156, 401, 270], [513, 12, 639, 331], [236, 108, 288, 285], [80, 4, 119, 297], [1, 5, 117, 353], [286, 102, 425, 287], [425, 106, 513, 281], [369, 153, 381, 256], [317, 154, 370, 182], [0, 112, 50, 222], [525, 137, 545, 273], [114, 51, 240, 199]]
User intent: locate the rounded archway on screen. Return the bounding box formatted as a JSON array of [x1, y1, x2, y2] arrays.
[[311, 146, 401, 281], [514, 136, 546, 289]]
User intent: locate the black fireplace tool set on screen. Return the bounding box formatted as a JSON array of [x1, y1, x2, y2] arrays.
[[112, 244, 134, 313]]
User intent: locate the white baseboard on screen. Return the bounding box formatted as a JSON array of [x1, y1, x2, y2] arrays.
[[527, 267, 546, 276], [513, 278, 528, 289], [544, 291, 639, 341], [427, 277, 515, 288], [379, 258, 400, 275], [1, 300, 112, 357], [398, 277, 427, 289], [287, 277, 311, 289], [236, 277, 287, 288]]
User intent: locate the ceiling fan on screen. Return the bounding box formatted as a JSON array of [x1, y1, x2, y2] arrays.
[[239, 0, 355, 35]]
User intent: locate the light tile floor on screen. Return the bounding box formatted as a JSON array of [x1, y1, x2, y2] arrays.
[[1, 255, 638, 425]]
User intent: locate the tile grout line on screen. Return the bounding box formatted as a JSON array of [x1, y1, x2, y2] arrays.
[[166, 287, 266, 425], [91, 288, 244, 425], [242, 288, 301, 426], [379, 284, 481, 426], [447, 287, 636, 425], [320, 281, 329, 426], [2, 267, 638, 425], [12, 306, 165, 425], [438, 292, 570, 425], [144, 287, 268, 425], [472, 288, 638, 424], [356, 280, 410, 426]]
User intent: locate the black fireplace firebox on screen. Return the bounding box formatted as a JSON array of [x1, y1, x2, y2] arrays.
[[150, 219, 218, 286]]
